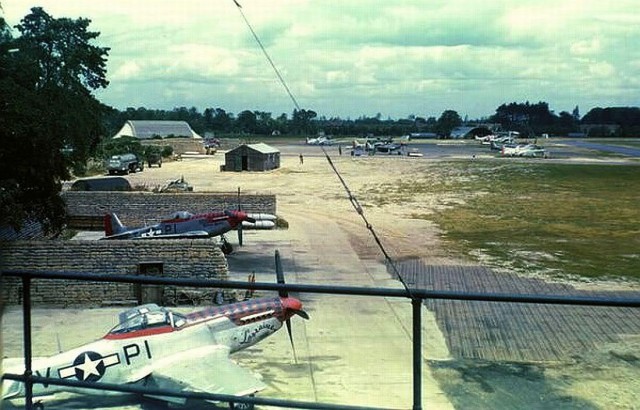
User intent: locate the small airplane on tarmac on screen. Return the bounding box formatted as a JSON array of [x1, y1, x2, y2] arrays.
[[2, 252, 309, 409], [501, 143, 548, 158], [305, 136, 332, 145], [101, 211, 276, 254]]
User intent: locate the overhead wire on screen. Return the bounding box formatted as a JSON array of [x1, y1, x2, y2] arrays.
[[231, 0, 415, 299], [232, 0, 301, 111], [319, 146, 415, 299]]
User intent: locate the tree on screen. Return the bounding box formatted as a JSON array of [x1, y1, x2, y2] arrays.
[[0, 7, 109, 234], [572, 105, 580, 121], [291, 109, 317, 135], [491, 101, 557, 136], [236, 110, 257, 133], [435, 110, 462, 137]]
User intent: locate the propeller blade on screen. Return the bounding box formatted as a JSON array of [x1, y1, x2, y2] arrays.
[[275, 250, 287, 298], [237, 223, 243, 246], [245, 216, 257, 224], [286, 318, 298, 364], [292, 309, 310, 320]]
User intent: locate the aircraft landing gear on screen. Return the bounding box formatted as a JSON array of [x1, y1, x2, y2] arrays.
[[220, 236, 233, 255]]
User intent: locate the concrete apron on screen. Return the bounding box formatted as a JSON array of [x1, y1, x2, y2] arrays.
[[230, 208, 454, 409]]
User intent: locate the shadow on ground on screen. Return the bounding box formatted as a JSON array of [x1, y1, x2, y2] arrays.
[[429, 359, 597, 410]]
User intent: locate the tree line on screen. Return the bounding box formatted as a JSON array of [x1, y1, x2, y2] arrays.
[[107, 103, 640, 140]]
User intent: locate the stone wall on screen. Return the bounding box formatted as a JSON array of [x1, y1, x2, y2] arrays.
[[0, 240, 227, 307], [62, 191, 277, 229]]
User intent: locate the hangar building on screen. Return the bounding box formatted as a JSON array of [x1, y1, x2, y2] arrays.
[[449, 126, 493, 139], [112, 120, 203, 139], [223, 143, 280, 172]]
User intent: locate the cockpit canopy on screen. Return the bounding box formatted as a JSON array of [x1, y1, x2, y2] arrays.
[[108, 304, 187, 335], [169, 211, 194, 220]]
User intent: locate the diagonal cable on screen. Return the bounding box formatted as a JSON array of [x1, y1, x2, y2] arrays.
[[320, 146, 415, 299], [232, 0, 301, 111], [233, 0, 414, 299]]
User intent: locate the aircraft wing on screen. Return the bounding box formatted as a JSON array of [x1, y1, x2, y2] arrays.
[[101, 229, 147, 240], [142, 345, 266, 404], [101, 226, 156, 240], [132, 230, 211, 239]]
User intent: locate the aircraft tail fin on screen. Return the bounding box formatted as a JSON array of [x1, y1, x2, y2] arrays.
[[104, 213, 126, 236]]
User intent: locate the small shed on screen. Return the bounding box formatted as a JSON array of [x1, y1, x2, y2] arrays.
[[224, 143, 280, 172]]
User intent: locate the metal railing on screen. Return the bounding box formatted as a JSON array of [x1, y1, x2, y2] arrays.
[[2, 269, 640, 410]]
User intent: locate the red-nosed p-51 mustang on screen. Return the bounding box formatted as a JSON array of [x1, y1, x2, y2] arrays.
[[2, 253, 308, 409], [101, 211, 276, 254]]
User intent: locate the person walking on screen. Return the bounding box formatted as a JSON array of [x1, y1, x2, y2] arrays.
[[299, 153, 304, 165]]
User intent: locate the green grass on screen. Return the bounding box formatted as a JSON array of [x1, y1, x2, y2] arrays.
[[368, 161, 640, 280]]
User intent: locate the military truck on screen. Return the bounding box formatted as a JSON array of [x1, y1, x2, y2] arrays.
[[147, 152, 162, 167], [107, 154, 143, 175]]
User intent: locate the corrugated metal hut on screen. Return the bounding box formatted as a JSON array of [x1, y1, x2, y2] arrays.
[[223, 143, 280, 172]]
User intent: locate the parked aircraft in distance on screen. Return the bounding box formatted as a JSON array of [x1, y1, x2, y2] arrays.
[[501, 144, 548, 158], [373, 142, 403, 155], [489, 136, 517, 150], [2, 252, 308, 409], [101, 211, 276, 254], [305, 136, 332, 145], [475, 134, 498, 143]]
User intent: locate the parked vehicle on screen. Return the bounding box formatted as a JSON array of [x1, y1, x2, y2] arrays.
[[147, 152, 163, 167], [107, 153, 143, 175]]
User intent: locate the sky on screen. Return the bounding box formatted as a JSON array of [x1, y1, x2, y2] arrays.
[[3, 0, 640, 120]]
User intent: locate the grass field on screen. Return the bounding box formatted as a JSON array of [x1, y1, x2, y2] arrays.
[[369, 160, 640, 281]]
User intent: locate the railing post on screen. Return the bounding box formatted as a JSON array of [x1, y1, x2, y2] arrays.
[[412, 298, 422, 410], [22, 276, 34, 410]]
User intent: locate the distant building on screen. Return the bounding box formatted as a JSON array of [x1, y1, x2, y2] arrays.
[[580, 124, 620, 137], [223, 143, 280, 172], [113, 120, 203, 139], [449, 126, 493, 139]]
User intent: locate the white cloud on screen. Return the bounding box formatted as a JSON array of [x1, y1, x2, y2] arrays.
[[111, 61, 141, 80], [570, 39, 602, 56], [588, 61, 615, 78], [4, 0, 640, 118]]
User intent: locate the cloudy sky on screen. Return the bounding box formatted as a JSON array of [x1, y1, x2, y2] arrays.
[[3, 0, 639, 119]]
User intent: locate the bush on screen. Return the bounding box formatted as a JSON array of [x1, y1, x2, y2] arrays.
[[161, 145, 174, 157], [98, 136, 144, 159]]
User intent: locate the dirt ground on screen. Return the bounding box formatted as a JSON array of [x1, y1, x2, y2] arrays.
[[127, 145, 461, 264]]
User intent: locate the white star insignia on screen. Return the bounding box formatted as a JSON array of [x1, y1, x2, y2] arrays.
[[76, 353, 102, 380]]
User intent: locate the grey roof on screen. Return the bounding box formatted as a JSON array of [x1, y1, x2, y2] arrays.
[[245, 143, 280, 154], [450, 126, 491, 138], [117, 121, 202, 139]]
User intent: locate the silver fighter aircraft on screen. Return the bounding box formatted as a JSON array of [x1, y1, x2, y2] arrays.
[[2, 253, 308, 409]]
